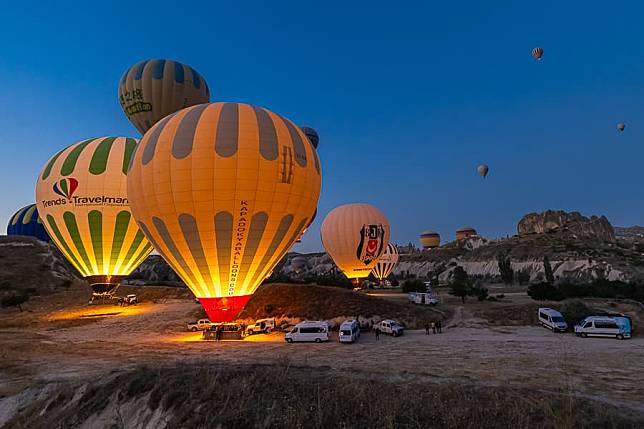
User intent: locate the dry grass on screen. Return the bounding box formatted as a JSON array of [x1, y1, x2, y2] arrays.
[[4, 362, 642, 429]]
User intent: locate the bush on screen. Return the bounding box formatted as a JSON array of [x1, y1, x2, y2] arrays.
[[1, 294, 28, 312], [402, 279, 426, 293], [498, 253, 514, 285], [527, 282, 564, 301], [449, 266, 471, 303], [560, 300, 594, 326], [496, 294, 505, 299]]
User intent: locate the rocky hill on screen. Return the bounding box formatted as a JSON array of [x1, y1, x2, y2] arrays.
[[0, 236, 84, 299]]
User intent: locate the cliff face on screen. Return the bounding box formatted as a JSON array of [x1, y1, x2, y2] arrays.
[[517, 210, 615, 242]]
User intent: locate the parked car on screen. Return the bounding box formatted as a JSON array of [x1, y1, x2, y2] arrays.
[[285, 321, 329, 343], [338, 320, 360, 343], [187, 319, 215, 332], [123, 294, 138, 305], [246, 318, 276, 335], [575, 316, 631, 340], [538, 308, 568, 332], [374, 319, 404, 336]]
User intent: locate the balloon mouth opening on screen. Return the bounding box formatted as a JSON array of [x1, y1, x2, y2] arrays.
[[199, 295, 253, 323], [87, 276, 126, 294]]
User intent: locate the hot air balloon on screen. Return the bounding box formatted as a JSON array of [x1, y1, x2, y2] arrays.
[[321, 203, 390, 283], [419, 230, 440, 249], [477, 164, 489, 178], [35, 137, 154, 294], [456, 226, 477, 240], [532, 47, 544, 60], [371, 243, 399, 282], [290, 255, 307, 273], [617, 123, 626, 132], [7, 204, 50, 242], [127, 102, 322, 322], [118, 59, 211, 135], [295, 208, 317, 243], [300, 126, 319, 149]]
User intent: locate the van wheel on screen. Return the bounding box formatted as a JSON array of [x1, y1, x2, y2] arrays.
[[191, 327, 197, 332], [315, 338, 322, 343], [617, 334, 624, 340], [581, 333, 587, 338], [286, 338, 293, 343]]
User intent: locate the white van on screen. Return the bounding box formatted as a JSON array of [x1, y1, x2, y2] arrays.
[[410, 292, 439, 306], [285, 321, 329, 343], [339, 320, 360, 343], [538, 308, 568, 332], [575, 316, 630, 340]]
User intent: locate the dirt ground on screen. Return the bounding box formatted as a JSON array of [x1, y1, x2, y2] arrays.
[[1, 283, 643, 420]]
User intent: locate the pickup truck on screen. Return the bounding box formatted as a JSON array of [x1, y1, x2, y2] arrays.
[[246, 318, 276, 335], [373, 319, 404, 337], [187, 319, 214, 332]]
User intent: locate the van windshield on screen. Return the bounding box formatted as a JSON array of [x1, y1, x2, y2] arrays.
[[551, 316, 565, 323]]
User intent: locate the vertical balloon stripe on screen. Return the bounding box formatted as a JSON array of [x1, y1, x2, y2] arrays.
[[11, 206, 27, 225], [122, 138, 138, 174], [89, 137, 116, 175], [172, 104, 209, 159], [120, 230, 146, 272], [60, 180, 69, 195], [253, 107, 279, 161], [23, 205, 37, 224], [88, 210, 103, 271], [178, 213, 213, 285], [152, 216, 199, 286], [238, 212, 268, 284], [248, 215, 293, 287], [61, 138, 94, 176], [214, 212, 233, 293], [152, 59, 166, 79], [174, 61, 184, 83], [190, 67, 201, 89], [281, 117, 307, 167], [134, 60, 149, 80], [126, 242, 153, 273], [63, 211, 92, 273], [110, 211, 131, 266], [41, 148, 67, 180], [142, 113, 175, 165], [310, 142, 321, 174], [215, 103, 239, 157], [46, 214, 85, 274]]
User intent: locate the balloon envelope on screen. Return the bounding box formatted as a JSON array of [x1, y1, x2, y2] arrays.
[[419, 230, 440, 249], [456, 226, 477, 240], [118, 59, 210, 135], [290, 255, 307, 272], [321, 203, 390, 280], [127, 102, 322, 321], [35, 137, 153, 293], [7, 204, 50, 242], [371, 243, 399, 280], [477, 164, 489, 178], [300, 126, 319, 149], [617, 123, 625, 131], [532, 47, 544, 60]]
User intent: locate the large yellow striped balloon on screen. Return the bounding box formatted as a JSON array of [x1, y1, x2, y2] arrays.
[[127, 102, 322, 321], [118, 59, 211, 135], [35, 137, 153, 293], [321, 203, 390, 282]]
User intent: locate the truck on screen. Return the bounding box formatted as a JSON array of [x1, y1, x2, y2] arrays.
[[246, 318, 276, 335], [409, 292, 439, 306], [373, 319, 404, 337], [187, 319, 215, 332]]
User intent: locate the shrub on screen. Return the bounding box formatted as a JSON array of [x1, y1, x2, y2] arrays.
[[527, 282, 563, 301], [402, 279, 426, 293], [498, 253, 514, 285], [449, 266, 471, 303], [1, 294, 28, 312], [560, 300, 594, 326]]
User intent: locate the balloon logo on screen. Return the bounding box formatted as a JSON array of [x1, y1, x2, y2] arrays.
[[127, 102, 321, 322], [53, 178, 78, 199]]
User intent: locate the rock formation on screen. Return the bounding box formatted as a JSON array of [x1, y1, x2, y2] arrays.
[[517, 210, 615, 242]]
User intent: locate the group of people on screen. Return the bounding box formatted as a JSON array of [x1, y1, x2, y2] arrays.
[[425, 320, 443, 335]]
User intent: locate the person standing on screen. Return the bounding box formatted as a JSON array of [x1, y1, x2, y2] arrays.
[[437, 319, 443, 333], [424, 323, 430, 335], [431, 321, 436, 334], [374, 327, 380, 341]]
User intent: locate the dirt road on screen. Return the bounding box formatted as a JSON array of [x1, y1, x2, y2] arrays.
[[1, 295, 643, 415]]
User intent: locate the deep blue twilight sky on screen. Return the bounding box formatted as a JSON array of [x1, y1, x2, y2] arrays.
[[1, 1, 644, 252]]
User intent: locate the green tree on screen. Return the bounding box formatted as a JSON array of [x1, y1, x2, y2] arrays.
[[497, 253, 514, 285], [1, 294, 28, 312], [449, 266, 471, 303], [402, 279, 426, 293], [543, 255, 554, 284]]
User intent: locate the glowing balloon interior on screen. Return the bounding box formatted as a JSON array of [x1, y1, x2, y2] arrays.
[[35, 137, 153, 293], [127, 102, 322, 322], [371, 243, 399, 280]]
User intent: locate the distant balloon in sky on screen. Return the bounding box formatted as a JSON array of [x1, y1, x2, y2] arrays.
[[456, 226, 477, 241], [35, 137, 153, 294], [127, 102, 322, 322], [617, 123, 626, 132], [7, 204, 50, 242], [371, 243, 399, 281], [532, 47, 544, 60], [477, 164, 489, 178], [321, 203, 390, 282], [300, 126, 319, 149], [419, 230, 440, 249], [118, 59, 211, 135], [290, 255, 307, 273]]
